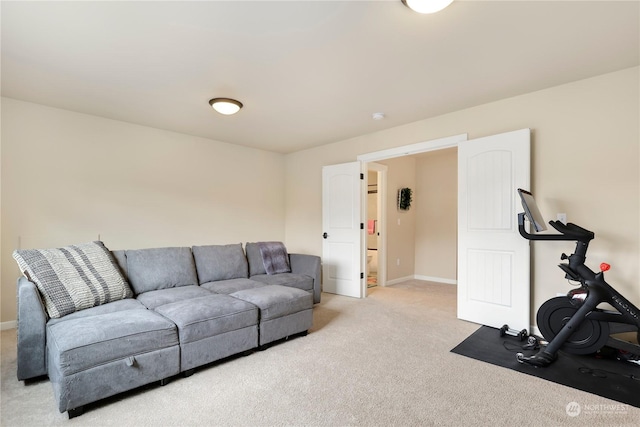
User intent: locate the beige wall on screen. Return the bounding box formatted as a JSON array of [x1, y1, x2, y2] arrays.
[[2, 67, 638, 327], [285, 67, 640, 324], [379, 156, 417, 281], [414, 148, 457, 281], [1, 98, 286, 323]]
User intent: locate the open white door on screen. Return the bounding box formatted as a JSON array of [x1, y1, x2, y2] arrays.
[[458, 129, 531, 331], [322, 162, 364, 298]]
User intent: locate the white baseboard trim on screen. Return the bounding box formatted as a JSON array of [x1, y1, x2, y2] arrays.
[[414, 275, 457, 285], [1, 320, 17, 331], [385, 275, 457, 286], [385, 276, 415, 286]]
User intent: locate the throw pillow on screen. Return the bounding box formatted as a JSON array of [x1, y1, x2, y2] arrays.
[[13, 241, 133, 319]]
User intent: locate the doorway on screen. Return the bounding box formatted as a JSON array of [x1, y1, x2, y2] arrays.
[[366, 170, 379, 287], [365, 163, 387, 289], [365, 151, 457, 291], [358, 134, 466, 297]]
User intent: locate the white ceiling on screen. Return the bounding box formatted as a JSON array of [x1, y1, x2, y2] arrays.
[[2, 1, 638, 154]]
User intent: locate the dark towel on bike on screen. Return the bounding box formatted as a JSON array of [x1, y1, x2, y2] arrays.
[[258, 241, 291, 275]]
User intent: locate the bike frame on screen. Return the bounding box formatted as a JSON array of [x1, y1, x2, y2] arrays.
[[518, 212, 640, 356]]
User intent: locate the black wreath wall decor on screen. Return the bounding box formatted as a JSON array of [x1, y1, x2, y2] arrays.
[[398, 187, 413, 211]]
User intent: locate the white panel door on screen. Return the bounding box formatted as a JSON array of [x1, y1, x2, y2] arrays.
[[322, 162, 363, 298], [458, 129, 531, 330]]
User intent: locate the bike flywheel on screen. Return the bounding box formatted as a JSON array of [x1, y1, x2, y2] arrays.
[[536, 296, 610, 355]]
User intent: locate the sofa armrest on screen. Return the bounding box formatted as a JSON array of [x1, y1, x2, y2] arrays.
[[289, 254, 321, 304], [17, 276, 48, 380]]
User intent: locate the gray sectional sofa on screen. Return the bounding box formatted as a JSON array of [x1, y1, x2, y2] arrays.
[[15, 241, 320, 418]]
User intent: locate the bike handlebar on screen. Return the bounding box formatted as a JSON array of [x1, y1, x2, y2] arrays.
[[548, 220, 594, 238], [518, 213, 594, 243]]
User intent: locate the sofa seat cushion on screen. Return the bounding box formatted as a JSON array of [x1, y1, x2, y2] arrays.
[[249, 273, 313, 293], [47, 298, 145, 326], [153, 295, 258, 344], [230, 285, 312, 321], [192, 244, 248, 283], [201, 278, 266, 295], [136, 285, 212, 310], [124, 247, 198, 294], [47, 309, 179, 376]]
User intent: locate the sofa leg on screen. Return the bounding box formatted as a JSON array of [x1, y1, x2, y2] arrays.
[[68, 406, 84, 419], [258, 343, 271, 351], [182, 369, 196, 378], [285, 330, 308, 341], [159, 377, 171, 386]]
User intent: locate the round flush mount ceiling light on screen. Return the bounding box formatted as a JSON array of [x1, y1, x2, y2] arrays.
[[372, 112, 385, 121], [402, 0, 454, 14], [209, 98, 243, 115]]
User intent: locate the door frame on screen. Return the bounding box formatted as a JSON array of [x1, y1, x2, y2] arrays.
[[357, 134, 468, 163]]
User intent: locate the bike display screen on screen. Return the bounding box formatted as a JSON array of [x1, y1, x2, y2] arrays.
[[517, 189, 547, 232]]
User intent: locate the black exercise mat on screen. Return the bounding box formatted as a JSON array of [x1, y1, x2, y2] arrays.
[[451, 326, 640, 408]]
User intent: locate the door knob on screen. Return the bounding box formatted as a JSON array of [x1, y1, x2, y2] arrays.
[[323, 232, 328, 239]]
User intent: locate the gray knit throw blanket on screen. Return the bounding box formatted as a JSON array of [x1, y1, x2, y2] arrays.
[[257, 241, 291, 275]]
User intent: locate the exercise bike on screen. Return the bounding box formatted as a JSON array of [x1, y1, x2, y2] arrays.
[[515, 189, 640, 367]]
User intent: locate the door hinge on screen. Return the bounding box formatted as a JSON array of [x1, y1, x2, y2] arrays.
[[360, 223, 364, 230], [360, 173, 364, 180], [361, 272, 364, 279]]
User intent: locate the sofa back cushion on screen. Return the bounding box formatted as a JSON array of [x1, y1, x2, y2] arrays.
[[12, 241, 133, 319], [192, 243, 248, 283], [245, 242, 266, 276], [125, 247, 198, 294], [111, 250, 127, 278]]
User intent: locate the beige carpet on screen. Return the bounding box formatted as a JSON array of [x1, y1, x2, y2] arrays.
[[2, 280, 639, 426]]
